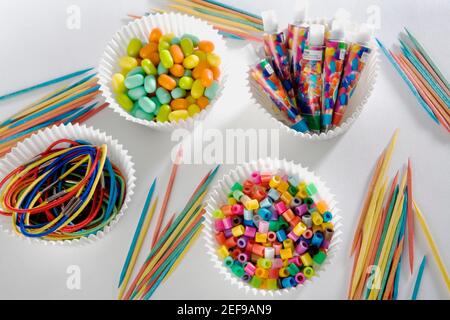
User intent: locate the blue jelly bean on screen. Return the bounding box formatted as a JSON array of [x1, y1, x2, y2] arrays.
[[138, 96, 156, 113], [133, 108, 154, 121], [156, 87, 171, 104], [170, 37, 180, 45], [181, 33, 199, 46], [124, 74, 144, 89], [127, 86, 146, 100], [204, 81, 219, 100], [184, 69, 192, 77], [150, 96, 162, 115], [157, 63, 168, 75], [171, 87, 186, 99], [127, 66, 145, 76], [144, 75, 156, 93]]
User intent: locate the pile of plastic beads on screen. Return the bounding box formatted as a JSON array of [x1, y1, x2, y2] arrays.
[[213, 171, 335, 290], [0, 139, 126, 241], [112, 27, 222, 123]]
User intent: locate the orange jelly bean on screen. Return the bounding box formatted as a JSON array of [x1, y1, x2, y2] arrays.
[[198, 40, 215, 53], [158, 74, 177, 90], [169, 64, 185, 77], [149, 28, 162, 42], [170, 98, 188, 110], [200, 68, 214, 87], [197, 96, 209, 109], [139, 42, 158, 59], [192, 61, 208, 79], [210, 66, 221, 80], [169, 45, 184, 64], [149, 51, 160, 65]]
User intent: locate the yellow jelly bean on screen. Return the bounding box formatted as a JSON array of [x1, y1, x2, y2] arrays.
[[158, 41, 170, 52], [156, 104, 171, 122], [190, 79, 205, 99], [206, 53, 221, 67], [168, 110, 189, 122], [141, 59, 157, 75], [187, 104, 201, 116], [183, 55, 200, 69], [119, 56, 138, 71], [160, 49, 174, 69], [193, 50, 207, 61], [160, 33, 175, 43], [186, 95, 196, 105], [112, 73, 126, 93], [180, 37, 194, 56], [116, 93, 133, 112]]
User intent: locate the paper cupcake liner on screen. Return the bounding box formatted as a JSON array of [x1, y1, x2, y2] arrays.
[[203, 158, 343, 296], [98, 12, 229, 132], [247, 18, 379, 141], [0, 123, 136, 246]]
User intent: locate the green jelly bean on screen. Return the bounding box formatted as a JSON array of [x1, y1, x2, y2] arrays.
[[156, 87, 171, 104], [157, 63, 168, 75], [127, 38, 142, 57], [144, 75, 156, 93], [179, 76, 193, 90], [204, 80, 219, 100], [134, 108, 154, 121], [160, 49, 174, 69], [150, 96, 161, 108], [116, 93, 133, 112], [191, 79, 204, 99], [158, 40, 170, 52], [141, 59, 157, 75], [184, 69, 192, 77], [138, 96, 156, 113], [124, 74, 144, 89], [181, 33, 199, 46], [180, 37, 194, 56], [127, 86, 146, 100], [171, 87, 186, 99], [156, 104, 171, 122], [170, 37, 180, 45], [127, 66, 145, 76]]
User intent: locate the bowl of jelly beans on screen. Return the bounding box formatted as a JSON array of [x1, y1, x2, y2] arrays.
[[204, 159, 342, 294], [98, 13, 228, 130]]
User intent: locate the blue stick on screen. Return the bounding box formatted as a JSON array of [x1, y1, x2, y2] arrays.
[[411, 255, 427, 300]]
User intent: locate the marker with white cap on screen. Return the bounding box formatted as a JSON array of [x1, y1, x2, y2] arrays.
[[332, 24, 372, 127], [261, 10, 297, 107]]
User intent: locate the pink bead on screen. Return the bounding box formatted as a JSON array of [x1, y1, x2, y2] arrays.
[[244, 226, 257, 238], [295, 204, 309, 216], [231, 204, 244, 215], [287, 230, 300, 242], [288, 256, 301, 266], [267, 231, 277, 242], [244, 262, 256, 276], [295, 272, 306, 284], [251, 171, 262, 184], [303, 229, 313, 239], [272, 258, 283, 268], [214, 219, 224, 232], [295, 240, 309, 255], [222, 217, 233, 229], [273, 243, 282, 255], [322, 239, 331, 249], [258, 220, 269, 233], [274, 201, 287, 214]]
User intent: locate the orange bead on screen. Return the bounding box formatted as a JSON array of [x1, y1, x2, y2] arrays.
[[210, 66, 221, 80], [158, 74, 177, 91], [198, 40, 215, 53], [170, 98, 188, 110], [149, 28, 162, 42], [197, 96, 209, 109], [200, 68, 214, 87], [169, 44, 184, 64], [139, 43, 158, 59], [148, 51, 160, 65], [192, 61, 208, 79], [169, 64, 185, 77]]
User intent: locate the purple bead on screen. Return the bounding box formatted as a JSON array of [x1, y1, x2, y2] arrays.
[[295, 240, 309, 255], [237, 237, 248, 248], [238, 253, 249, 263], [295, 204, 308, 216], [224, 228, 233, 238]]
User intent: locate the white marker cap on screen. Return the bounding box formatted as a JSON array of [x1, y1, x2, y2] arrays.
[[262, 10, 278, 33], [308, 24, 325, 46], [329, 21, 345, 40], [293, 0, 308, 23], [354, 23, 372, 45]]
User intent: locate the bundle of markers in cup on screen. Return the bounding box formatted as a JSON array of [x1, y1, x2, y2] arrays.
[[251, 6, 373, 134]]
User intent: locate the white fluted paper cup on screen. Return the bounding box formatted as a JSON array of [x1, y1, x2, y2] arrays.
[[247, 18, 379, 141], [98, 12, 229, 131], [0, 123, 136, 246], [203, 158, 343, 296]]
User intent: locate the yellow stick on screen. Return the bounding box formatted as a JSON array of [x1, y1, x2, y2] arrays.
[[118, 197, 159, 300], [414, 200, 450, 291]]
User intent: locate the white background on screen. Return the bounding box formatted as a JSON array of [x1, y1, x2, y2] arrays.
[[0, 0, 448, 300]]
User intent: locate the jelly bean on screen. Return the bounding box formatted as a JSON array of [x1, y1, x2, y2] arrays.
[[183, 54, 200, 69], [204, 80, 219, 100], [170, 98, 188, 110], [138, 96, 156, 113], [127, 86, 146, 100], [158, 41, 170, 52], [179, 76, 194, 90], [194, 49, 207, 61], [169, 45, 184, 64], [171, 87, 186, 99], [156, 104, 171, 122], [169, 64, 184, 77], [168, 110, 189, 122], [184, 69, 192, 77], [112, 73, 126, 93], [141, 59, 157, 75], [116, 93, 134, 112], [151, 96, 162, 115], [180, 37, 194, 56], [127, 66, 145, 76], [127, 38, 143, 57], [139, 42, 158, 59], [192, 61, 208, 79], [160, 33, 175, 43], [156, 87, 171, 104], [149, 28, 162, 42], [124, 74, 144, 89], [148, 51, 160, 65], [119, 56, 138, 71], [160, 49, 174, 68], [157, 62, 168, 75], [144, 75, 157, 93], [158, 74, 177, 91], [211, 66, 221, 80], [200, 68, 214, 87], [191, 79, 205, 99], [188, 104, 201, 116], [181, 33, 199, 46], [170, 37, 180, 45], [186, 95, 196, 105], [207, 53, 221, 67], [198, 40, 215, 53], [197, 96, 209, 109], [133, 107, 154, 121]]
